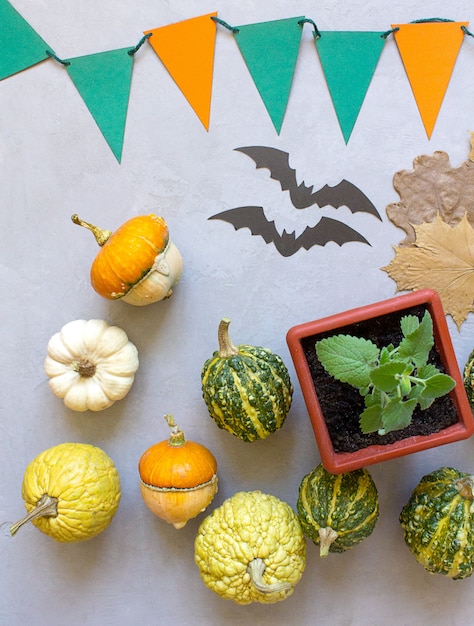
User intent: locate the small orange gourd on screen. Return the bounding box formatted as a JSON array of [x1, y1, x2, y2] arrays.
[[72, 213, 183, 306], [138, 414, 218, 529]]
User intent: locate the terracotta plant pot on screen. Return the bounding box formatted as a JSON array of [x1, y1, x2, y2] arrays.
[[286, 289, 474, 474]]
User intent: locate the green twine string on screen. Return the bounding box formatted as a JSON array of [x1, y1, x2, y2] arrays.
[[410, 17, 454, 24], [298, 18, 321, 38], [128, 32, 152, 56], [46, 50, 70, 66], [211, 16, 239, 34], [46, 32, 151, 66]]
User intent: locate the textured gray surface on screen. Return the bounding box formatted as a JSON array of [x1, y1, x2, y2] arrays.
[[2, 1, 474, 624]]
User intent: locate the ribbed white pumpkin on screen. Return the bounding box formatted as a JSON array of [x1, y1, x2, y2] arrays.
[[44, 319, 139, 412]]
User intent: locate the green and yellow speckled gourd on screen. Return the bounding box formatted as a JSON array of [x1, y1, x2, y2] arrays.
[[201, 318, 293, 442], [463, 349, 474, 406], [400, 467, 474, 579], [297, 464, 379, 557]]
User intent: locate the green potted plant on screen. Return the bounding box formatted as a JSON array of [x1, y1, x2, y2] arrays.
[[286, 289, 474, 474]]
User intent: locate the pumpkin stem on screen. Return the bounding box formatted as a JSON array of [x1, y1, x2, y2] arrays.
[[318, 527, 339, 558], [456, 476, 474, 499], [217, 318, 239, 358], [164, 414, 186, 447], [71, 214, 112, 247], [71, 358, 96, 378], [247, 558, 292, 595], [10, 494, 58, 537]]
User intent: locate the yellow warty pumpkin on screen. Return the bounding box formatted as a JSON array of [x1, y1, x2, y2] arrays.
[[10, 443, 121, 542], [44, 318, 139, 412], [72, 213, 183, 306], [195, 490, 306, 605]]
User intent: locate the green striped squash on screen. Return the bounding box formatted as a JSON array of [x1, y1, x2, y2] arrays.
[[463, 349, 474, 406], [297, 464, 379, 557], [400, 467, 474, 579], [201, 318, 293, 442]]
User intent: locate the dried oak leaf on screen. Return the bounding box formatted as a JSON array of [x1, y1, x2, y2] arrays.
[[382, 213, 474, 330], [386, 149, 474, 246]]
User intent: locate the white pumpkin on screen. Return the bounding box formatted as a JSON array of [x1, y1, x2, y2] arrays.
[[44, 319, 139, 412]]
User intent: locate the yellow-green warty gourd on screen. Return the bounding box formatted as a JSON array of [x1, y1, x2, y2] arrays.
[[201, 318, 293, 442], [194, 490, 306, 605], [400, 467, 474, 579], [10, 443, 121, 542], [297, 464, 379, 557]]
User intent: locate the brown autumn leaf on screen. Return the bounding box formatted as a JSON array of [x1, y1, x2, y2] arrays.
[[382, 213, 474, 329], [386, 143, 474, 246]]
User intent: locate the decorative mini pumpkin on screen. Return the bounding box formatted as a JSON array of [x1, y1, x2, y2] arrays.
[[201, 318, 293, 442], [44, 318, 139, 412], [297, 464, 379, 557], [463, 349, 474, 406], [10, 443, 121, 542], [138, 414, 218, 529], [400, 467, 474, 579], [194, 490, 306, 605], [72, 213, 182, 305]]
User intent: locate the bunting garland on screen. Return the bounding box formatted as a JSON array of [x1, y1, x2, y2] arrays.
[[315, 31, 387, 143], [392, 20, 468, 138], [234, 16, 304, 134], [145, 13, 218, 131], [0, 0, 473, 162], [65, 48, 135, 163], [0, 0, 52, 79]]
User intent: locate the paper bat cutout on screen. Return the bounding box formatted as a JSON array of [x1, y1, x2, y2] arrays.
[[235, 146, 381, 219], [209, 206, 370, 257]]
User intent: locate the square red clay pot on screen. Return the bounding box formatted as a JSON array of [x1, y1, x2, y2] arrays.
[[286, 289, 474, 474]]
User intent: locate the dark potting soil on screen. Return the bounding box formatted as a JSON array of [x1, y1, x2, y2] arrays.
[[300, 304, 459, 453]]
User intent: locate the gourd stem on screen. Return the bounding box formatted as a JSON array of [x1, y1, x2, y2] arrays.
[[318, 527, 339, 558], [456, 476, 474, 499], [164, 414, 186, 447], [247, 558, 292, 594], [71, 214, 112, 247], [10, 494, 58, 537], [217, 318, 239, 358], [71, 358, 96, 378]]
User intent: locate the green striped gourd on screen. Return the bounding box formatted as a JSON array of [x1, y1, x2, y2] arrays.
[[201, 318, 293, 442], [463, 349, 474, 405], [297, 464, 379, 557], [400, 467, 474, 579]]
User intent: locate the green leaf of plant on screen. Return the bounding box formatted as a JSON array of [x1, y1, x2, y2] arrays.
[[400, 314, 420, 338], [397, 310, 434, 368], [315, 335, 380, 389], [369, 361, 406, 392], [380, 397, 418, 435], [418, 396, 435, 410], [417, 363, 439, 379], [421, 373, 456, 399], [379, 346, 392, 364], [360, 403, 384, 434]]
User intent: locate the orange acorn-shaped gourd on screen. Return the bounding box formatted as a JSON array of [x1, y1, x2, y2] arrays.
[[138, 414, 218, 529], [72, 214, 182, 306]]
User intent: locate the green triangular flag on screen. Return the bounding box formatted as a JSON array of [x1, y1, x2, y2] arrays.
[[315, 31, 386, 143], [235, 16, 304, 134], [0, 0, 52, 80], [66, 48, 134, 163]]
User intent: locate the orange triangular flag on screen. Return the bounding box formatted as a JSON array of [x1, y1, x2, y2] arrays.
[[392, 21, 468, 138], [145, 13, 217, 130]]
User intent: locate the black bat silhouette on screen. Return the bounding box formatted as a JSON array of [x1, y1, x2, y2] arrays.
[[235, 146, 381, 219], [209, 206, 370, 257]]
